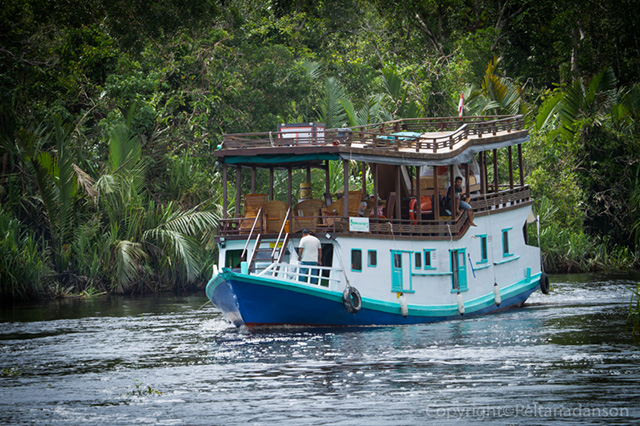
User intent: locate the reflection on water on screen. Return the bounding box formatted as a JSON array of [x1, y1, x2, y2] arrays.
[[1, 273, 640, 425]]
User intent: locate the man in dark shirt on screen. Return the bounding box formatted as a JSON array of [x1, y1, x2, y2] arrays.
[[446, 176, 477, 226]]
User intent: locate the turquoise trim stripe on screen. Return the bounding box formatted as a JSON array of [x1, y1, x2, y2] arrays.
[[464, 273, 541, 312], [223, 270, 542, 319]]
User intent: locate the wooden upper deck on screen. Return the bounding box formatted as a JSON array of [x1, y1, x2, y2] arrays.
[[215, 114, 531, 242], [215, 115, 527, 166]]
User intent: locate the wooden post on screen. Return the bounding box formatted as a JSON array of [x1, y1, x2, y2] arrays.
[[373, 163, 379, 219], [306, 165, 311, 183], [251, 166, 256, 193], [235, 166, 241, 216], [343, 159, 349, 218], [449, 165, 456, 219], [508, 145, 514, 189], [493, 149, 498, 193], [433, 166, 440, 219], [518, 144, 524, 187], [479, 152, 486, 195], [464, 163, 470, 200], [325, 160, 331, 199], [269, 168, 274, 200], [222, 164, 228, 219], [395, 165, 402, 220], [416, 166, 422, 219], [287, 166, 292, 207], [362, 162, 367, 198]]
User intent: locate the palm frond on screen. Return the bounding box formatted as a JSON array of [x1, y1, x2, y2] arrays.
[[72, 164, 97, 199], [317, 77, 347, 128], [109, 124, 141, 173], [381, 66, 403, 100], [340, 99, 357, 127], [114, 239, 147, 292], [536, 91, 564, 131], [300, 60, 322, 81], [143, 228, 201, 282]]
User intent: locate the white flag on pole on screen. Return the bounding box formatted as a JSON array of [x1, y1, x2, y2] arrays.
[[458, 92, 464, 117]]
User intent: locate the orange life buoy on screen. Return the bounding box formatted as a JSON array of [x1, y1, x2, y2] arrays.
[[410, 196, 433, 224], [409, 198, 418, 224]]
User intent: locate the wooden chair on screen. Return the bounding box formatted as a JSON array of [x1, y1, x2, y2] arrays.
[[323, 191, 364, 217], [292, 199, 325, 231], [240, 194, 267, 232], [266, 200, 289, 233]]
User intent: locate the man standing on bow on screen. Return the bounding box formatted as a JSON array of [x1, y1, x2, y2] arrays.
[[298, 229, 322, 284]]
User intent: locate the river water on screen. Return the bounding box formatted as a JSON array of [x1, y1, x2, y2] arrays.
[[1, 273, 639, 425]]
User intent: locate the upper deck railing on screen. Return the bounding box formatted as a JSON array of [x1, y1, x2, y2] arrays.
[[217, 186, 532, 240], [219, 115, 525, 154]]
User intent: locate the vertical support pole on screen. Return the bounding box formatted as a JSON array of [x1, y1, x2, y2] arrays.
[[251, 166, 256, 193], [395, 165, 402, 221], [306, 165, 311, 183], [325, 160, 331, 198], [518, 143, 524, 187], [362, 162, 367, 198], [343, 159, 350, 218], [373, 163, 379, 219], [479, 152, 487, 195], [508, 145, 514, 189], [269, 168, 274, 200], [449, 165, 456, 219], [433, 166, 440, 219], [416, 165, 422, 219], [464, 163, 470, 200], [287, 166, 292, 207], [235, 166, 242, 216], [493, 149, 498, 193], [222, 164, 228, 219]]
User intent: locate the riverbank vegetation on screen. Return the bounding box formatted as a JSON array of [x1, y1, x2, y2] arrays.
[[1, 0, 639, 301]]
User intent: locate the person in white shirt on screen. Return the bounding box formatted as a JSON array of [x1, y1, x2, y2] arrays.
[[298, 229, 322, 283]]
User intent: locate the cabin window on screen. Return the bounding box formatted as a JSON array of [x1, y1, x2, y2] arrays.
[[224, 249, 243, 269], [502, 228, 512, 256], [393, 253, 402, 269], [477, 234, 488, 263], [352, 249, 363, 272], [414, 252, 422, 269], [423, 249, 435, 269], [367, 250, 377, 267]]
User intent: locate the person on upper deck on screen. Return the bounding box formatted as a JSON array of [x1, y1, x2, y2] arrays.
[[446, 176, 477, 227]]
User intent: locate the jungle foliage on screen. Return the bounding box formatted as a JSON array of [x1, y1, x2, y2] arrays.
[[1, 0, 639, 300]]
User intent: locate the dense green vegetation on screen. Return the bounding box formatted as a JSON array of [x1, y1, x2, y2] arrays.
[[1, 0, 639, 301]]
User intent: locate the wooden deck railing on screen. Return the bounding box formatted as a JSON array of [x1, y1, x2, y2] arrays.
[[218, 186, 531, 240], [220, 115, 525, 154]]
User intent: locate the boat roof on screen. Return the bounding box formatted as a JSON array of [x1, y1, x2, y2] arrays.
[[215, 115, 528, 168]]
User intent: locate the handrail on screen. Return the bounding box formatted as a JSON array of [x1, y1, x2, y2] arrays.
[[272, 207, 292, 259], [246, 233, 262, 273], [220, 115, 525, 153], [241, 207, 263, 260], [258, 262, 343, 287], [219, 186, 531, 240]]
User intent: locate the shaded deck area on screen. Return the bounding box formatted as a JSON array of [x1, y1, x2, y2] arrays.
[[214, 115, 531, 242]]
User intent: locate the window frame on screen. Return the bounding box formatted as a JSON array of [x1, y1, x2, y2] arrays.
[[351, 249, 363, 272], [367, 249, 377, 267], [502, 228, 513, 257]]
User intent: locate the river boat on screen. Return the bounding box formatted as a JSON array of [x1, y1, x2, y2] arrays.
[[206, 116, 549, 328]]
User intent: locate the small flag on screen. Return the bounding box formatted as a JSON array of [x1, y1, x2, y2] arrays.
[[458, 92, 464, 117]]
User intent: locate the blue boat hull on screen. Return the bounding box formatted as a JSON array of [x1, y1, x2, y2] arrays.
[[206, 269, 542, 327]]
